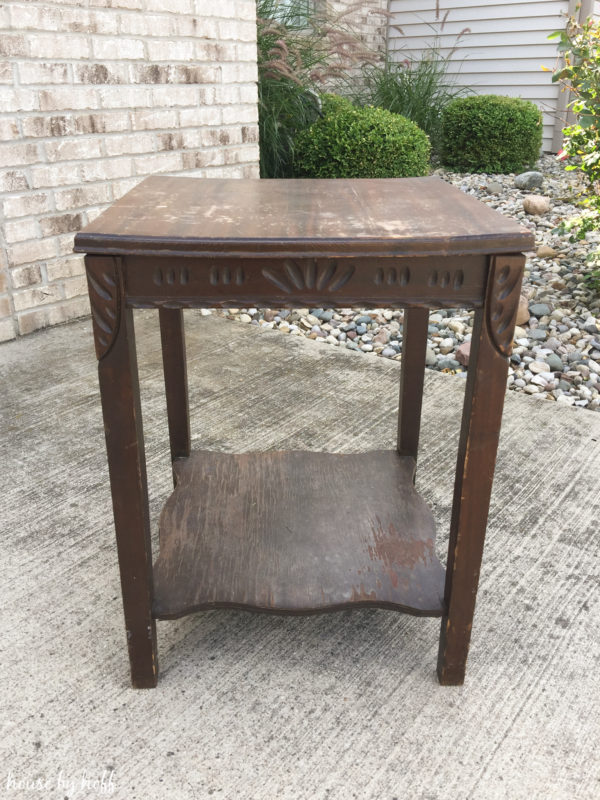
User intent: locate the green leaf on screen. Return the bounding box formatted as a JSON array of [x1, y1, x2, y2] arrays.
[[552, 67, 569, 82]]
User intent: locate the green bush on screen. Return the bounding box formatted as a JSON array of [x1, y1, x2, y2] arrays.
[[351, 11, 471, 159], [256, 0, 384, 178], [549, 15, 600, 294], [319, 93, 355, 116], [356, 53, 469, 158], [550, 15, 600, 191], [441, 95, 543, 173], [293, 104, 431, 178]]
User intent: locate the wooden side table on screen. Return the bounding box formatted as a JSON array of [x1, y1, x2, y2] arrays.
[[74, 176, 533, 688]]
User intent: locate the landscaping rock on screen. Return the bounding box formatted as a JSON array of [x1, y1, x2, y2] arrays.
[[536, 244, 558, 258], [438, 358, 460, 370], [456, 341, 471, 366], [515, 171, 544, 190], [529, 302, 551, 317], [529, 329, 548, 341], [487, 180, 503, 194], [447, 318, 466, 334], [546, 353, 564, 371], [516, 295, 530, 325], [529, 361, 549, 374], [523, 195, 551, 215]]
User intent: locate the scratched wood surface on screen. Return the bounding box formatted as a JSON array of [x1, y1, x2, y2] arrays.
[[74, 176, 533, 257], [152, 450, 445, 619]]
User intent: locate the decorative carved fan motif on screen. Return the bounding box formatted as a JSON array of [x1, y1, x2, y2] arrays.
[[85, 256, 121, 360], [262, 259, 354, 294]]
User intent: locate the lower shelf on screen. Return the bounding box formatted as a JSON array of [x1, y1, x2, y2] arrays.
[[151, 450, 446, 619]]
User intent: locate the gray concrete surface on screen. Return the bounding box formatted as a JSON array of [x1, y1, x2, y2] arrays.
[[1, 312, 599, 800]]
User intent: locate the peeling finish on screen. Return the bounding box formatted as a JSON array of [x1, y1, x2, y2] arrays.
[[368, 514, 434, 570], [74, 176, 534, 258], [350, 584, 377, 603], [152, 450, 446, 619]]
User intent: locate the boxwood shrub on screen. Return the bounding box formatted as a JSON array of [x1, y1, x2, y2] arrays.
[[441, 95, 543, 173], [319, 93, 355, 116], [293, 102, 431, 178]]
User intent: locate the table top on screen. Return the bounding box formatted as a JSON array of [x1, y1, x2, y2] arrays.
[[74, 175, 534, 258]]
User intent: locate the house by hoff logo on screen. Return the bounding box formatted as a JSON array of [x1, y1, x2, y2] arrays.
[[5, 769, 115, 795]]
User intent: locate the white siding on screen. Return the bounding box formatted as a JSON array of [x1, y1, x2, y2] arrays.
[[388, 1, 574, 152]]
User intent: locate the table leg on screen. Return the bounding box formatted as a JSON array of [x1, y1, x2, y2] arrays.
[[86, 255, 158, 688], [397, 307, 429, 463], [437, 255, 524, 685], [159, 308, 191, 470]]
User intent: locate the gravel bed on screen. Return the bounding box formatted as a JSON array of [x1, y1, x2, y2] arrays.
[[211, 154, 600, 411]]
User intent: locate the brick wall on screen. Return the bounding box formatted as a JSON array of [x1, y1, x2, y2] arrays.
[[0, 0, 259, 341], [329, 0, 388, 54]]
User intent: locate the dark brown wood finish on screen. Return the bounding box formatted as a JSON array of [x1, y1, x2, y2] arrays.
[[152, 450, 445, 618], [77, 177, 534, 687], [85, 255, 158, 688], [85, 252, 121, 360], [397, 307, 429, 462], [74, 176, 532, 258], [437, 254, 525, 685], [159, 308, 190, 467], [121, 254, 488, 310]]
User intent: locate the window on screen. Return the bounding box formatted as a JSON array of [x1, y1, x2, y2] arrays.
[[273, 0, 313, 23]]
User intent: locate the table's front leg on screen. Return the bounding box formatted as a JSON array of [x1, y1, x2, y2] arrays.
[[86, 255, 158, 688], [437, 254, 525, 685]]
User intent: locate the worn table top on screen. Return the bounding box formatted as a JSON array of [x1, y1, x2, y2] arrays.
[[74, 176, 534, 258]]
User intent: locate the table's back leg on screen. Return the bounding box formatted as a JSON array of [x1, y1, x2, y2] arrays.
[[437, 254, 524, 685], [397, 306, 429, 464], [86, 255, 158, 688], [159, 308, 191, 472]]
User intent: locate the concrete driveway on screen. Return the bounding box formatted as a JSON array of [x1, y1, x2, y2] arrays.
[[1, 312, 599, 800]]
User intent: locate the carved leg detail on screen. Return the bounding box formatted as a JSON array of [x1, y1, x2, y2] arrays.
[[86, 255, 158, 688], [437, 255, 525, 685]]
